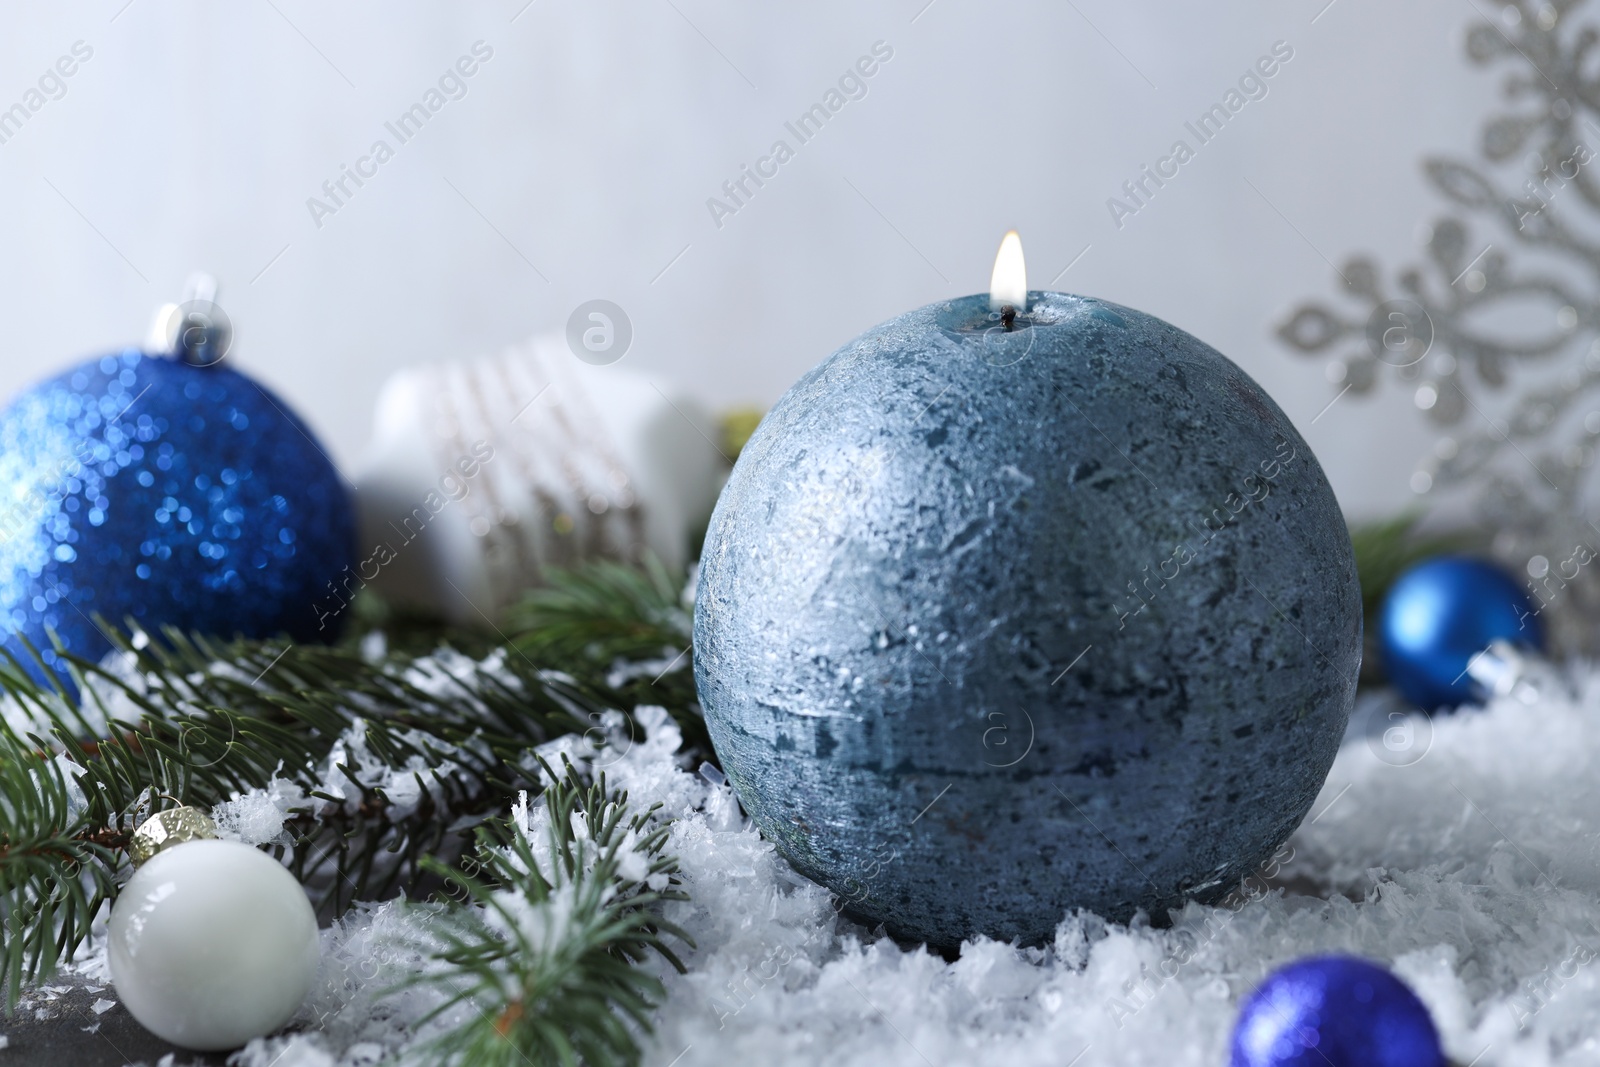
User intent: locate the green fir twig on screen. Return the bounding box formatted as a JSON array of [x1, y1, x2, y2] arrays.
[[504, 556, 708, 753], [505, 555, 690, 666], [0, 558, 705, 1015], [408, 760, 692, 1067]]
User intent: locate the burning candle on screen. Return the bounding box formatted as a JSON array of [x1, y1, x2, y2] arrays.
[[693, 232, 1362, 948]]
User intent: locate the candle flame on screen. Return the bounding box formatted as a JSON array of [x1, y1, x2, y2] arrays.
[[989, 230, 1027, 312]]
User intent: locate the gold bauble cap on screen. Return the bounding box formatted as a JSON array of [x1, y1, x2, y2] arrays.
[[129, 806, 218, 866]]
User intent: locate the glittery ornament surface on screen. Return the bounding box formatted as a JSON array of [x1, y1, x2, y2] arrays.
[[0, 350, 356, 680]]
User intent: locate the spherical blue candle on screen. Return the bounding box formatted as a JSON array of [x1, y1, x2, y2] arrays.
[[694, 246, 1362, 948], [1378, 555, 1543, 711], [1230, 955, 1444, 1067], [0, 348, 356, 683]]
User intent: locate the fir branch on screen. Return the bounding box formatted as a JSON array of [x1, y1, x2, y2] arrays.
[[506, 555, 690, 666], [409, 761, 691, 1067], [504, 556, 708, 755], [0, 734, 118, 1009], [0, 557, 706, 1008]]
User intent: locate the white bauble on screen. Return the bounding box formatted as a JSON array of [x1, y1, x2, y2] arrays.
[[108, 839, 319, 1051]]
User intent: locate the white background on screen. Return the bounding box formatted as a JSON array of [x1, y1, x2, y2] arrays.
[[0, 0, 1507, 521]]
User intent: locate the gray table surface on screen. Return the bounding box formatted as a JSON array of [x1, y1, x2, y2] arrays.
[[5, 981, 226, 1067]]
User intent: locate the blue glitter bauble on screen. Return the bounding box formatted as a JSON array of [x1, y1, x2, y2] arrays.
[[1230, 955, 1444, 1067], [0, 349, 356, 682], [1378, 555, 1543, 711], [694, 292, 1362, 948]]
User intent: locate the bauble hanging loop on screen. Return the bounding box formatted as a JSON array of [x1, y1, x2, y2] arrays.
[[146, 272, 234, 368]]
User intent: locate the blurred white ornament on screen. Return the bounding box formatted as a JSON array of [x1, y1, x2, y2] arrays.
[[353, 334, 723, 623], [108, 810, 319, 1051]]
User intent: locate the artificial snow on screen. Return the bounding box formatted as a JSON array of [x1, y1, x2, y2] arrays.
[[607, 650, 691, 688], [65, 654, 1600, 1066], [635, 674, 1600, 1067], [211, 776, 305, 848], [314, 720, 466, 821]]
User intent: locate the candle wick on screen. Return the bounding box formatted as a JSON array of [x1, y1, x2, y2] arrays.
[[1000, 305, 1017, 331]]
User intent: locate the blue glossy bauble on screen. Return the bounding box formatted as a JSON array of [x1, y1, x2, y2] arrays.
[[0, 350, 356, 682], [694, 292, 1362, 948], [1231, 955, 1444, 1067], [1378, 555, 1542, 711]]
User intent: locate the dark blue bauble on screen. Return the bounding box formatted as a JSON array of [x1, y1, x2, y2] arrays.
[[1230, 955, 1444, 1067], [0, 349, 356, 683], [1378, 555, 1542, 711], [694, 292, 1363, 948]]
